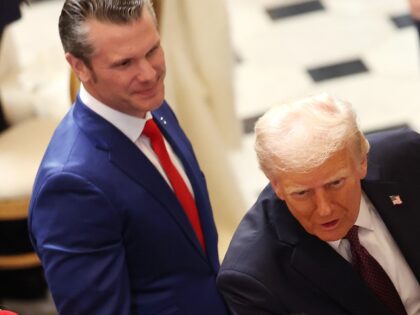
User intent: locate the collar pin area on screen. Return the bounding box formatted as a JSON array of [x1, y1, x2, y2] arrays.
[[389, 195, 403, 205]]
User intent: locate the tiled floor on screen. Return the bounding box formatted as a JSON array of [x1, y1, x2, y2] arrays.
[[227, 0, 420, 208]]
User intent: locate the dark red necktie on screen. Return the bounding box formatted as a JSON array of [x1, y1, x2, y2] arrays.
[[345, 225, 407, 315], [142, 119, 206, 252]]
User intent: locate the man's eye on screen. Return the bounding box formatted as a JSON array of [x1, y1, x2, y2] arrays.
[[292, 190, 309, 198], [329, 179, 345, 189], [147, 45, 160, 57], [118, 59, 132, 67]]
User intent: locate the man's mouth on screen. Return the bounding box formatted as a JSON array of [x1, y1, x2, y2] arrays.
[[320, 219, 339, 230], [136, 85, 157, 97]]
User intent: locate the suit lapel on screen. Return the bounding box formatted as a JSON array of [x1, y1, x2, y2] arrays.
[[73, 100, 208, 263], [151, 108, 218, 268], [291, 232, 392, 315], [362, 180, 420, 283]]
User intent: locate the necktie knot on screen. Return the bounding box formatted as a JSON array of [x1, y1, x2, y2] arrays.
[[143, 119, 161, 141], [143, 119, 171, 160], [345, 225, 361, 247]]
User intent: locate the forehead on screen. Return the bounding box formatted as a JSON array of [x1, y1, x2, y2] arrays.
[[278, 148, 357, 191], [86, 10, 159, 58]]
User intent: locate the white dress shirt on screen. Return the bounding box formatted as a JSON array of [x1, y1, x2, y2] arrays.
[[79, 84, 194, 196], [328, 193, 420, 315]]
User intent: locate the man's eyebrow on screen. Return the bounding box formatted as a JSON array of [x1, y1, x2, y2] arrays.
[[325, 169, 348, 183], [284, 169, 349, 194], [109, 54, 134, 66], [284, 185, 309, 195]]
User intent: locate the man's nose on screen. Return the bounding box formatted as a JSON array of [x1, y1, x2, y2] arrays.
[[136, 59, 156, 82], [314, 190, 332, 216]]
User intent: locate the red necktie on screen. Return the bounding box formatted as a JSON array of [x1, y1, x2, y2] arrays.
[[345, 226, 407, 315], [142, 119, 206, 252]]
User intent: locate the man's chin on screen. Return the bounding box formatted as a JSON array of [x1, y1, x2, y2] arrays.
[[315, 231, 346, 242], [132, 96, 165, 112], [314, 229, 346, 242]]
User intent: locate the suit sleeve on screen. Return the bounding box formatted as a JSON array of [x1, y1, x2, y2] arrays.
[[217, 269, 288, 315], [29, 172, 130, 315]]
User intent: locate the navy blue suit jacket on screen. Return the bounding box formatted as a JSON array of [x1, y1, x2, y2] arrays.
[[29, 98, 229, 315], [217, 127, 420, 315]]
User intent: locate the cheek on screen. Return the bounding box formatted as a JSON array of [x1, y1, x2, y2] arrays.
[[95, 69, 123, 86], [155, 50, 165, 64], [336, 183, 362, 218], [153, 54, 166, 74], [286, 201, 314, 227], [345, 178, 362, 199], [121, 73, 141, 90]]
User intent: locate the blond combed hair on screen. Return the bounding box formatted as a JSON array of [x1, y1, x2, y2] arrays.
[[254, 93, 370, 178]]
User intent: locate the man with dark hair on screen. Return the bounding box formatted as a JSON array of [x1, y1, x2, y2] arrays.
[[28, 1, 230, 314]]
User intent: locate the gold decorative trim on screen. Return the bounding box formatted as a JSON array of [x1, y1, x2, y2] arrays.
[[0, 252, 41, 270], [0, 198, 29, 220]]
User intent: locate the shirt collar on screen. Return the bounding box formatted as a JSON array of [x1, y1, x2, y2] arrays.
[[328, 192, 374, 250], [79, 84, 152, 142], [355, 192, 374, 232]]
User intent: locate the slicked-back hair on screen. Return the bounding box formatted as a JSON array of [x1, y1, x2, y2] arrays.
[[59, 0, 156, 66]]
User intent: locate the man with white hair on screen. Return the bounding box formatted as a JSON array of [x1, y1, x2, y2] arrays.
[[217, 93, 420, 315]]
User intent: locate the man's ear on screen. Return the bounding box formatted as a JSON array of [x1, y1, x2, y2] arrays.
[[359, 155, 368, 179], [65, 52, 91, 83], [270, 178, 285, 201]]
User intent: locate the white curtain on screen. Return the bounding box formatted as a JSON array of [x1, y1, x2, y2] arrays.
[[160, 0, 245, 257]]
